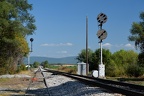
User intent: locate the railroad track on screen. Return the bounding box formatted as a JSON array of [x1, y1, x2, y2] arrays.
[[26, 67, 51, 96], [44, 69, 144, 96]]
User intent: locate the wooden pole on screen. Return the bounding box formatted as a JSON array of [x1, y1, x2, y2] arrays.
[[86, 16, 88, 75]]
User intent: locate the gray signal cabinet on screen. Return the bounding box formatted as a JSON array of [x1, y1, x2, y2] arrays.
[[77, 62, 86, 75]]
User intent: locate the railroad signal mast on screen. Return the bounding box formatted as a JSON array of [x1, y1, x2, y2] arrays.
[[96, 13, 108, 78], [27, 38, 34, 69]]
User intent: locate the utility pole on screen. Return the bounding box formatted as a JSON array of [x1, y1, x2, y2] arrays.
[[86, 16, 89, 75]]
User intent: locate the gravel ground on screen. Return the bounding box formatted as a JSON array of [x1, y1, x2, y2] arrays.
[[0, 68, 123, 96], [28, 68, 122, 96], [37, 70, 123, 96]]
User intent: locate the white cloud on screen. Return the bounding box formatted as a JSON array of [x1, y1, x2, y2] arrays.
[[40, 43, 49, 46], [57, 51, 68, 54], [103, 43, 134, 49], [124, 43, 134, 49], [103, 43, 112, 49], [59, 43, 73, 46], [40, 43, 73, 47]]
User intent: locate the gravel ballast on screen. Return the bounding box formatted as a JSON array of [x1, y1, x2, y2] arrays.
[[41, 71, 123, 96], [0, 68, 123, 96]]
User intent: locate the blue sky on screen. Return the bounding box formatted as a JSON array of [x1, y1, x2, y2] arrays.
[[27, 0, 144, 58]]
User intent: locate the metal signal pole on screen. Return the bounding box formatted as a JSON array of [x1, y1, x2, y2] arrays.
[[96, 13, 108, 78], [28, 38, 34, 69]]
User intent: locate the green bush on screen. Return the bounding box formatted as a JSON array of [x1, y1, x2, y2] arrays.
[[43, 63, 49, 68], [41, 61, 49, 68], [33, 62, 40, 68], [126, 64, 144, 77], [0, 67, 7, 75], [9, 66, 16, 74], [16, 64, 27, 73], [58, 66, 77, 74], [106, 61, 121, 77]]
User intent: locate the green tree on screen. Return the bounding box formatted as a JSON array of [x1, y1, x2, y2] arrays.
[[126, 64, 144, 77], [76, 48, 112, 71], [128, 11, 144, 67], [76, 49, 93, 62], [112, 50, 138, 65], [138, 53, 144, 67], [42, 60, 49, 68], [92, 48, 112, 71], [76, 49, 94, 71], [106, 60, 119, 77], [94, 48, 112, 65], [33, 61, 40, 68], [128, 11, 144, 52], [112, 50, 138, 76], [0, 0, 36, 74]]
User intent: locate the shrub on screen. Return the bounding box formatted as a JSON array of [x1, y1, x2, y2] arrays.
[[43, 63, 49, 68], [0, 67, 7, 75], [106, 61, 121, 77], [126, 64, 144, 77], [9, 66, 16, 74], [58, 66, 67, 70], [16, 64, 27, 73], [58, 66, 77, 74], [33, 62, 40, 68]]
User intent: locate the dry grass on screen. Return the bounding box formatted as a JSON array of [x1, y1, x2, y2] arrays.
[[0, 78, 30, 96], [0, 78, 30, 89], [0, 70, 34, 96], [0, 91, 25, 96], [58, 66, 77, 74], [0, 69, 45, 96], [18, 70, 34, 76]]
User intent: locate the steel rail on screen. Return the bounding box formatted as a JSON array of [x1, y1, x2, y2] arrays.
[[26, 67, 51, 96], [67, 73, 144, 91], [45, 69, 144, 96], [39, 67, 51, 96]]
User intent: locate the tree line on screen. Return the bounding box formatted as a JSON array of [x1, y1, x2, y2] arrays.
[[77, 49, 144, 77], [0, 0, 36, 74], [33, 61, 49, 68]]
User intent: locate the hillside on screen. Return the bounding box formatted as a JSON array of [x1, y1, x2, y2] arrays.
[[23, 56, 78, 64]]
